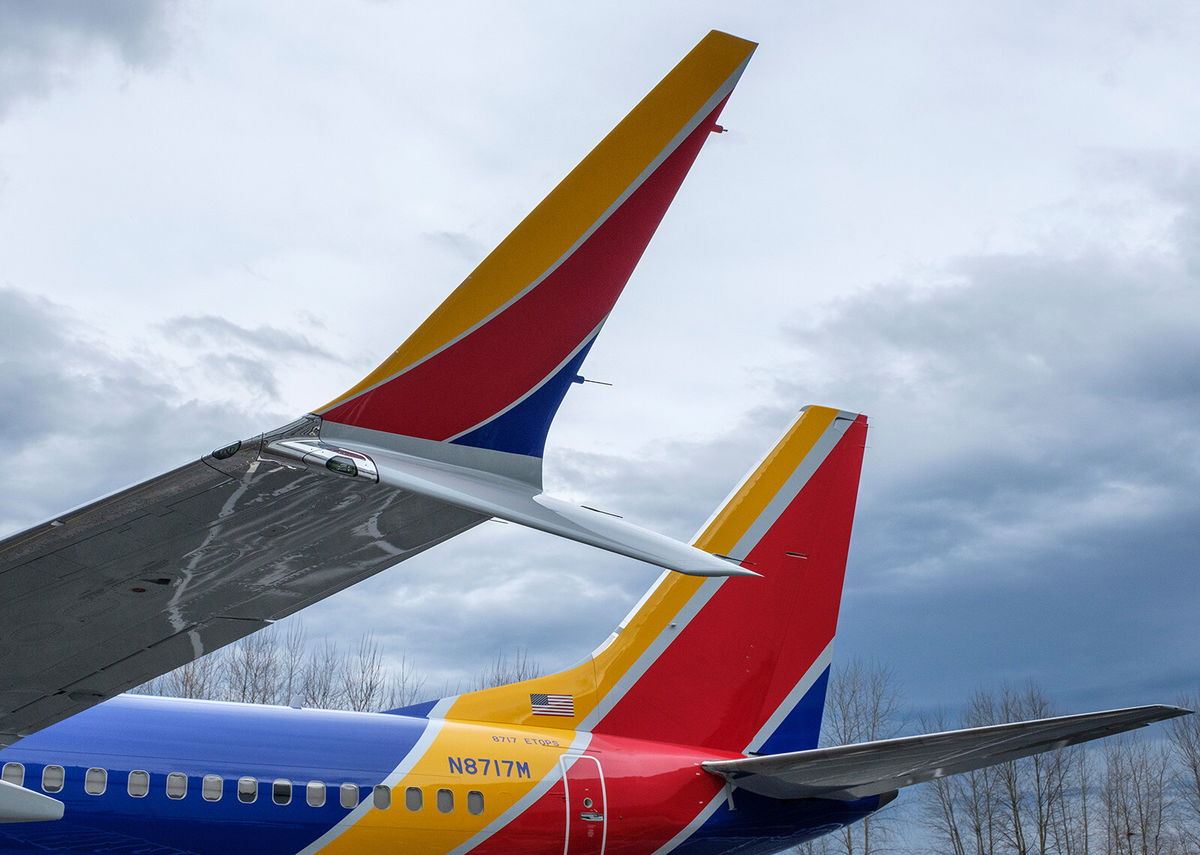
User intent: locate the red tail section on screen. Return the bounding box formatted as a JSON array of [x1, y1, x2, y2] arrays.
[[445, 407, 867, 755]]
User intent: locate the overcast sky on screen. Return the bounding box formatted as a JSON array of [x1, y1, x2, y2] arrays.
[[1, 0, 1197, 720]]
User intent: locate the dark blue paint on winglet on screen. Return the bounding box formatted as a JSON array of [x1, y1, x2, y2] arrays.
[[451, 336, 598, 458]]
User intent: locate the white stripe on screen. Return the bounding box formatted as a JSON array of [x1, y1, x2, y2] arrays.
[[581, 412, 855, 726], [578, 576, 726, 732], [744, 641, 835, 754], [320, 56, 752, 416], [294, 697, 456, 855], [652, 646, 837, 855], [443, 321, 605, 443], [651, 792, 726, 855], [727, 414, 855, 561]]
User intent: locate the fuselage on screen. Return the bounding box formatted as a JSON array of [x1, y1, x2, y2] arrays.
[[0, 694, 882, 855]]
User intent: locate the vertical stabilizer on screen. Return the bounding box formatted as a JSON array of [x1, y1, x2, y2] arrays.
[[440, 406, 868, 754]]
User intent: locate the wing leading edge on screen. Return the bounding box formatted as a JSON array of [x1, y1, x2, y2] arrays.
[[703, 705, 1192, 801]]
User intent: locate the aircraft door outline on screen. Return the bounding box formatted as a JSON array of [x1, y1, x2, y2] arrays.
[[559, 753, 607, 855]]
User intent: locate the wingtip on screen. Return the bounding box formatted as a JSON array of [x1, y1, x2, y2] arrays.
[[705, 29, 759, 51]]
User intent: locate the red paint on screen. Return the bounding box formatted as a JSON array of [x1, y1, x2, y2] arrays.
[[594, 416, 867, 751], [471, 733, 733, 855], [322, 98, 732, 441]]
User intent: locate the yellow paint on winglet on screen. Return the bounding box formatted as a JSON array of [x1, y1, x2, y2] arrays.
[[317, 31, 757, 413]]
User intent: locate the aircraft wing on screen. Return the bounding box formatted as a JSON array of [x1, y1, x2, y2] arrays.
[[703, 705, 1191, 800], [0, 431, 486, 748], [0, 31, 759, 748]]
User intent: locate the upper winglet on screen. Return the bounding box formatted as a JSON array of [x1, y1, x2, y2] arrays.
[[316, 31, 757, 471]]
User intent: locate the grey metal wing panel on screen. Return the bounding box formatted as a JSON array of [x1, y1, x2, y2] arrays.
[[0, 432, 486, 747], [703, 705, 1191, 801]]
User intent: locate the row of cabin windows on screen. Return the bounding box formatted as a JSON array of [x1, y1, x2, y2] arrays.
[[2, 762, 483, 814]]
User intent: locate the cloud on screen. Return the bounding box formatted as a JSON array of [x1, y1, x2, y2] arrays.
[[422, 231, 488, 264], [165, 315, 343, 363], [0, 0, 177, 115], [0, 288, 267, 534]]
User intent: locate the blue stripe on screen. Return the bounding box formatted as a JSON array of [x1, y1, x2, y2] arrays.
[[757, 665, 830, 755], [451, 335, 597, 458]]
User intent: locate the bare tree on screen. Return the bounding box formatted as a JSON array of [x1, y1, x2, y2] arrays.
[[474, 647, 541, 690], [341, 633, 387, 712], [821, 658, 903, 855], [922, 706, 999, 855], [382, 655, 428, 710], [1100, 735, 1177, 855], [301, 639, 345, 709], [223, 631, 283, 704], [1169, 692, 1200, 852]]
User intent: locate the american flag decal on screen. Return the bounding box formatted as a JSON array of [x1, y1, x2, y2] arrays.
[[530, 693, 575, 716]]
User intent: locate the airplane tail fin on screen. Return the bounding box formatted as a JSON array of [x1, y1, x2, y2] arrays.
[[313, 31, 756, 486], [439, 406, 868, 754]]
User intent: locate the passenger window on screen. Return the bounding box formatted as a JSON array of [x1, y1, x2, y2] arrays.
[[436, 788, 453, 814], [467, 790, 484, 815], [128, 770, 149, 798], [42, 765, 64, 794], [238, 777, 257, 804], [273, 779, 292, 806], [203, 775, 222, 802], [372, 785, 391, 810], [306, 781, 326, 808], [405, 786, 423, 811], [84, 767, 107, 795], [339, 783, 358, 809], [1, 762, 23, 787], [166, 773, 187, 799]]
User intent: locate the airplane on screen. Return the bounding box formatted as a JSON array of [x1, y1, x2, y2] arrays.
[[0, 29, 1188, 855]]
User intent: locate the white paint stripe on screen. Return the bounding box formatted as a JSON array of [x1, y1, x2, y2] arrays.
[[580, 411, 857, 728], [452, 730, 592, 855], [744, 640, 835, 754], [442, 321, 606, 443], [578, 576, 725, 732], [294, 697, 456, 855], [649, 647, 835, 855], [588, 569, 671, 659], [689, 413, 803, 542], [318, 56, 752, 416], [651, 792, 726, 855], [727, 415, 854, 561]]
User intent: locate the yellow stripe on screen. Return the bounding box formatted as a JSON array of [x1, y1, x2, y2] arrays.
[[317, 31, 756, 413], [694, 406, 838, 555], [319, 720, 574, 855]]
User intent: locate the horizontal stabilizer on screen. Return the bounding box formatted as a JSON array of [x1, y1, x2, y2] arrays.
[[703, 705, 1191, 800]]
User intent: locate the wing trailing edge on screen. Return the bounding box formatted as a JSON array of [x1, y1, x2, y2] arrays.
[[703, 704, 1192, 801]]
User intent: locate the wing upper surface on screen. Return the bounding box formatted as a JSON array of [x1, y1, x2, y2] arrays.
[[0, 429, 485, 747], [703, 705, 1191, 800]]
